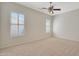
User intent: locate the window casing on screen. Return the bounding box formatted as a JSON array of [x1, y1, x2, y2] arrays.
[[10, 12, 24, 37], [46, 19, 51, 33]]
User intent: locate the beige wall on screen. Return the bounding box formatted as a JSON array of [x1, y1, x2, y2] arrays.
[[0, 2, 52, 48], [53, 9, 79, 41], [0, 3, 1, 47]]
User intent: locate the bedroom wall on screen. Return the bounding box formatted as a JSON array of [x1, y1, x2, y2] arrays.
[[0, 3, 1, 47], [53, 9, 79, 41], [0, 2, 52, 48]]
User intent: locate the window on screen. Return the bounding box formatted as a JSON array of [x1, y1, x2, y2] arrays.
[[46, 19, 51, 33], [10, 12, 24, 37]]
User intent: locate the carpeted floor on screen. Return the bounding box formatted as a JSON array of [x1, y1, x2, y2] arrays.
[[0, 37, 79, 56]]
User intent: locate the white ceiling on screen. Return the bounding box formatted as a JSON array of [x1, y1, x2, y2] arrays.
[[17, 2, 79, 16]]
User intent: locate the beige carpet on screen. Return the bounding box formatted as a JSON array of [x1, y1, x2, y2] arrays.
[[0, 37, 79, 56]]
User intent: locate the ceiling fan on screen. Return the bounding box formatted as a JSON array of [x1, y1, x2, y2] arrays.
[[41, 2, 61, 14]]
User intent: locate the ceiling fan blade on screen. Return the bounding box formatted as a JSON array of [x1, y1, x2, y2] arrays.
[[53, 9, 61, 11], [41, 8, 47, 9]]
